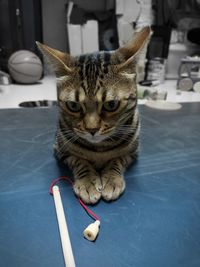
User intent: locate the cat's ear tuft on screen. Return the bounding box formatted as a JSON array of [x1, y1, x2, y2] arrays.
[[36, 42, 74, 77], [116, 26, 151, 71]]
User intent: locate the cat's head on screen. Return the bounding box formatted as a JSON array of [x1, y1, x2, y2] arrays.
[[37, 26, 150, 144]]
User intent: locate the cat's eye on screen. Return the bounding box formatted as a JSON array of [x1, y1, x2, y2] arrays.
[[103, 100, 120, 112], [66, 101, 81, 112]]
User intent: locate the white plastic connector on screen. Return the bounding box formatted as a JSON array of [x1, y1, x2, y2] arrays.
[[83, 220, 100, 241]]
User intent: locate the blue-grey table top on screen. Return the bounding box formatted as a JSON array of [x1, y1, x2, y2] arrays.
[[0, 103, 200, 267]]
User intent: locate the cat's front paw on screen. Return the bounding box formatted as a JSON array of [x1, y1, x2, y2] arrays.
[[73, 177, 102, 204], [101, 173, 126, 201]]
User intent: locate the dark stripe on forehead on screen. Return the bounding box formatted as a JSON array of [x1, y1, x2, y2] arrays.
[[95, 64, 99, 77], [96, 53, 101, 63], [78, 62, 84, 81], [104, 52, 111, 63], [103, 52, 111, 74], [77, 55, 87, 91], [77, 52, 111, 95], [78, 55, 86, 64], [85, 62, 90, 79]]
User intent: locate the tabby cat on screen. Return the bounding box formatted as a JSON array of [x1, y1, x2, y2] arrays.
[[37, 26, 150, 204]]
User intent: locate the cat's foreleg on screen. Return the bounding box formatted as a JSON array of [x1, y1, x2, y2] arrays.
[[66, 156, 102, 204], [101, 155, 133, 201]]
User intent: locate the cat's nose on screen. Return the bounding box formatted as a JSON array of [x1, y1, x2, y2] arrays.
[[87, 128, 99, 136]]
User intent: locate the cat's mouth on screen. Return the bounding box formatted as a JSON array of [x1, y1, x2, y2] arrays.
[[78, 132, 107, 143], [74, 129, 111, 144], [85, 134, 106, 143]]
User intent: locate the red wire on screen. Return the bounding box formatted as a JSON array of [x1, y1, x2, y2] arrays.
[[78, 198, 100, 221], [49, 176, 100, 221], [49, 176, 73, 194]]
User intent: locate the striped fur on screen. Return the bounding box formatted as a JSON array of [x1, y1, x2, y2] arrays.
[[37, 26, 151, 204]]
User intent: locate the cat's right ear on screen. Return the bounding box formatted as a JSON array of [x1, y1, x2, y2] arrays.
[[36, 42, 74, 77], [115, 26, 151, 71]]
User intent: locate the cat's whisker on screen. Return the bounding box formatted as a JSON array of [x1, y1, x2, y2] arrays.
[[109, 133, 133, 142], [116, 128, 136, 132], [118, 125, 136, 128], [56, 129, 74, 137], [57, 135, 79, 157]]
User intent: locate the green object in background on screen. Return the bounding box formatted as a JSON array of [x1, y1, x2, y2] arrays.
[[137, 86, 149, 99], [137, 85, 167, 100]]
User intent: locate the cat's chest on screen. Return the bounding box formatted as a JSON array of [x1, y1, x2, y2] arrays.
[[68, 141, 133, 168]]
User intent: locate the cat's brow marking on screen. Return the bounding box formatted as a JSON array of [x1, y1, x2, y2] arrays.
[[76, 52, 113, 96]]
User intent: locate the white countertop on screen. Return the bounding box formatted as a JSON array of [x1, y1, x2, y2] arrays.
[[0, 76, 200, 109]]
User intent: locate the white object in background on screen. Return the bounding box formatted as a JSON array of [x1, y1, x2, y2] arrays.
[[82, 20, 99, 54], [134, 0, 152, 82], [67, 24, 82, 56], [116, 0, 124, 14], [145, 100, 182, 110], [136, 0, 153, 29], [117, 17, 134, 46], [66, 1, 82, 56], [123, 0, 141, 23], [52, 185, 76, 267], [0, 71, 11, 85], [166, 43, 199, 79], [193, 81, 200, 93], [66, 1, 74, 24]]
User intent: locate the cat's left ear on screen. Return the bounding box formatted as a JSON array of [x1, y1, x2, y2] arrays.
[[36, 42, 74, 77], [115, 26, 151, 71]]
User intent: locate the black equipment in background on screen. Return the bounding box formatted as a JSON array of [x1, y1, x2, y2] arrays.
[[0, 0, 43, 71]]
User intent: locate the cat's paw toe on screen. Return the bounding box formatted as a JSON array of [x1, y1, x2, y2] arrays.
[[102, 176, 125, 201], [74, 179, 101, 204]]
